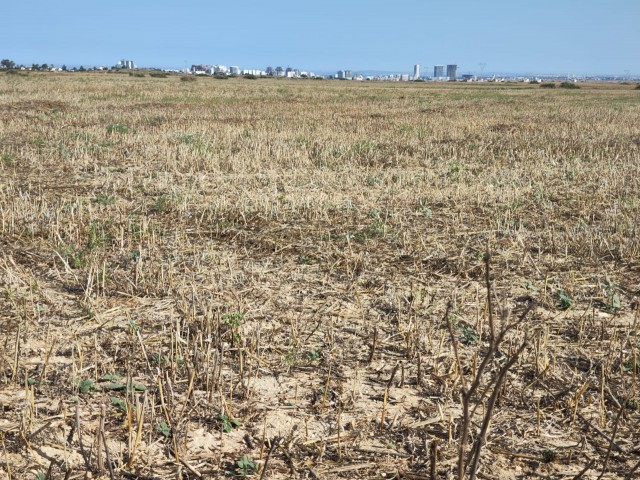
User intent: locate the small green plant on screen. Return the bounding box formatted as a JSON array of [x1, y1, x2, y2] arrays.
[[623, 353, 640, 373], [541, 449, 556, 463], [626, 398, 640, 410], [152, 194, 178, 214], [352, 139, 377, 157], [559, 82, 580, 89], [243, 74, 257, 80], [365, 175, 381, 186], [636, 84, 640, 90], [35, 472, 46, 480], [150, 352, 167, 365], [95, 194, 116, 206], [223, 312, 245, 327], [351, 221, 386, 242], [106, 123, 130, 134], [2, 152, 15, 165], [217, 414, 242, 432], [234, 455, 258, 476], [448, 161, 463, 182], [178, 133, 209, 153], [76, 378, 98, 394], [58, 244, 87, 269], [86, 220, 110, 250], [556, 289, 574, 310], [284, 348, 299, 365], [180, 75, 196, 82], [128, 317, 139, 333], [540, 83, 556, 88], [297, 254, 311, 265], [150, 72, 168, 78], [600, 280, 621, 312], [110, 396, 127, 412], [459, 324, 480, 345], [223, 312, 245, 344], [158, 421, 172, 438]]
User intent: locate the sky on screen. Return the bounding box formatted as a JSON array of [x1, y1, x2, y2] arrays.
[[2, 0, 639, 75]]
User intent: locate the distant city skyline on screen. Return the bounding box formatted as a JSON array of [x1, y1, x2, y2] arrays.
[[2, 1, 639, 76]]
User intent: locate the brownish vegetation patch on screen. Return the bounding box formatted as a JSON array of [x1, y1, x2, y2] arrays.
[[1, 74, 640, 479]]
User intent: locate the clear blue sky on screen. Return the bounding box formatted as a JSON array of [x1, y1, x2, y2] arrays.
[[2, 0, 639, 75]]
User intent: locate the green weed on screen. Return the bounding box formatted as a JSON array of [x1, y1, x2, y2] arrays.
[[76, 378, 98, 394], [95, 193, 116, 206], [106, 123, 131, 134], [556, 289, 574, 310], [234, 455, 258, 476], [158, 421, 172, 438], [217, 414, 242, 432]]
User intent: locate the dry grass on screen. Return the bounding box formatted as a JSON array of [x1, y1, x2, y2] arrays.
[[1, 72, 640, 479]]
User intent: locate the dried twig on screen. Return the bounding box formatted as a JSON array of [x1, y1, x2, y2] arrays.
[[446, 252, 531, 480], [260, 437, 281, 480], [598, 397, 626, 479], [75, 406, 91, 472]]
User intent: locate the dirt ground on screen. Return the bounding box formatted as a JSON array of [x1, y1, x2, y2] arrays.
[[1, 73, 640, 479]]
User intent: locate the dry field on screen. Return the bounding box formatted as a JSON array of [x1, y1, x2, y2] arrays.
[[1, 72, 640, 480]]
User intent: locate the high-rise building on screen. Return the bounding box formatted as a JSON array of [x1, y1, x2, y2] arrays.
[[434, 65, 444, 78], [447, 64, 458, 80], [413, 64, 420, 80]]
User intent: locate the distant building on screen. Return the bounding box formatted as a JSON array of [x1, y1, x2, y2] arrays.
[[447, 64, 458, 80], [344, 70, 352, 79], [229, 66, 240, 75], [242, 69, 265, 76], [119, 59, 135, 69], [434, 65, 444, 78], [337, 70, 346, 79], [191, 64, 209, 75], [400, 74, 410, 81], [462, 74, 475, 81], [413, 64, 420, 80]]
